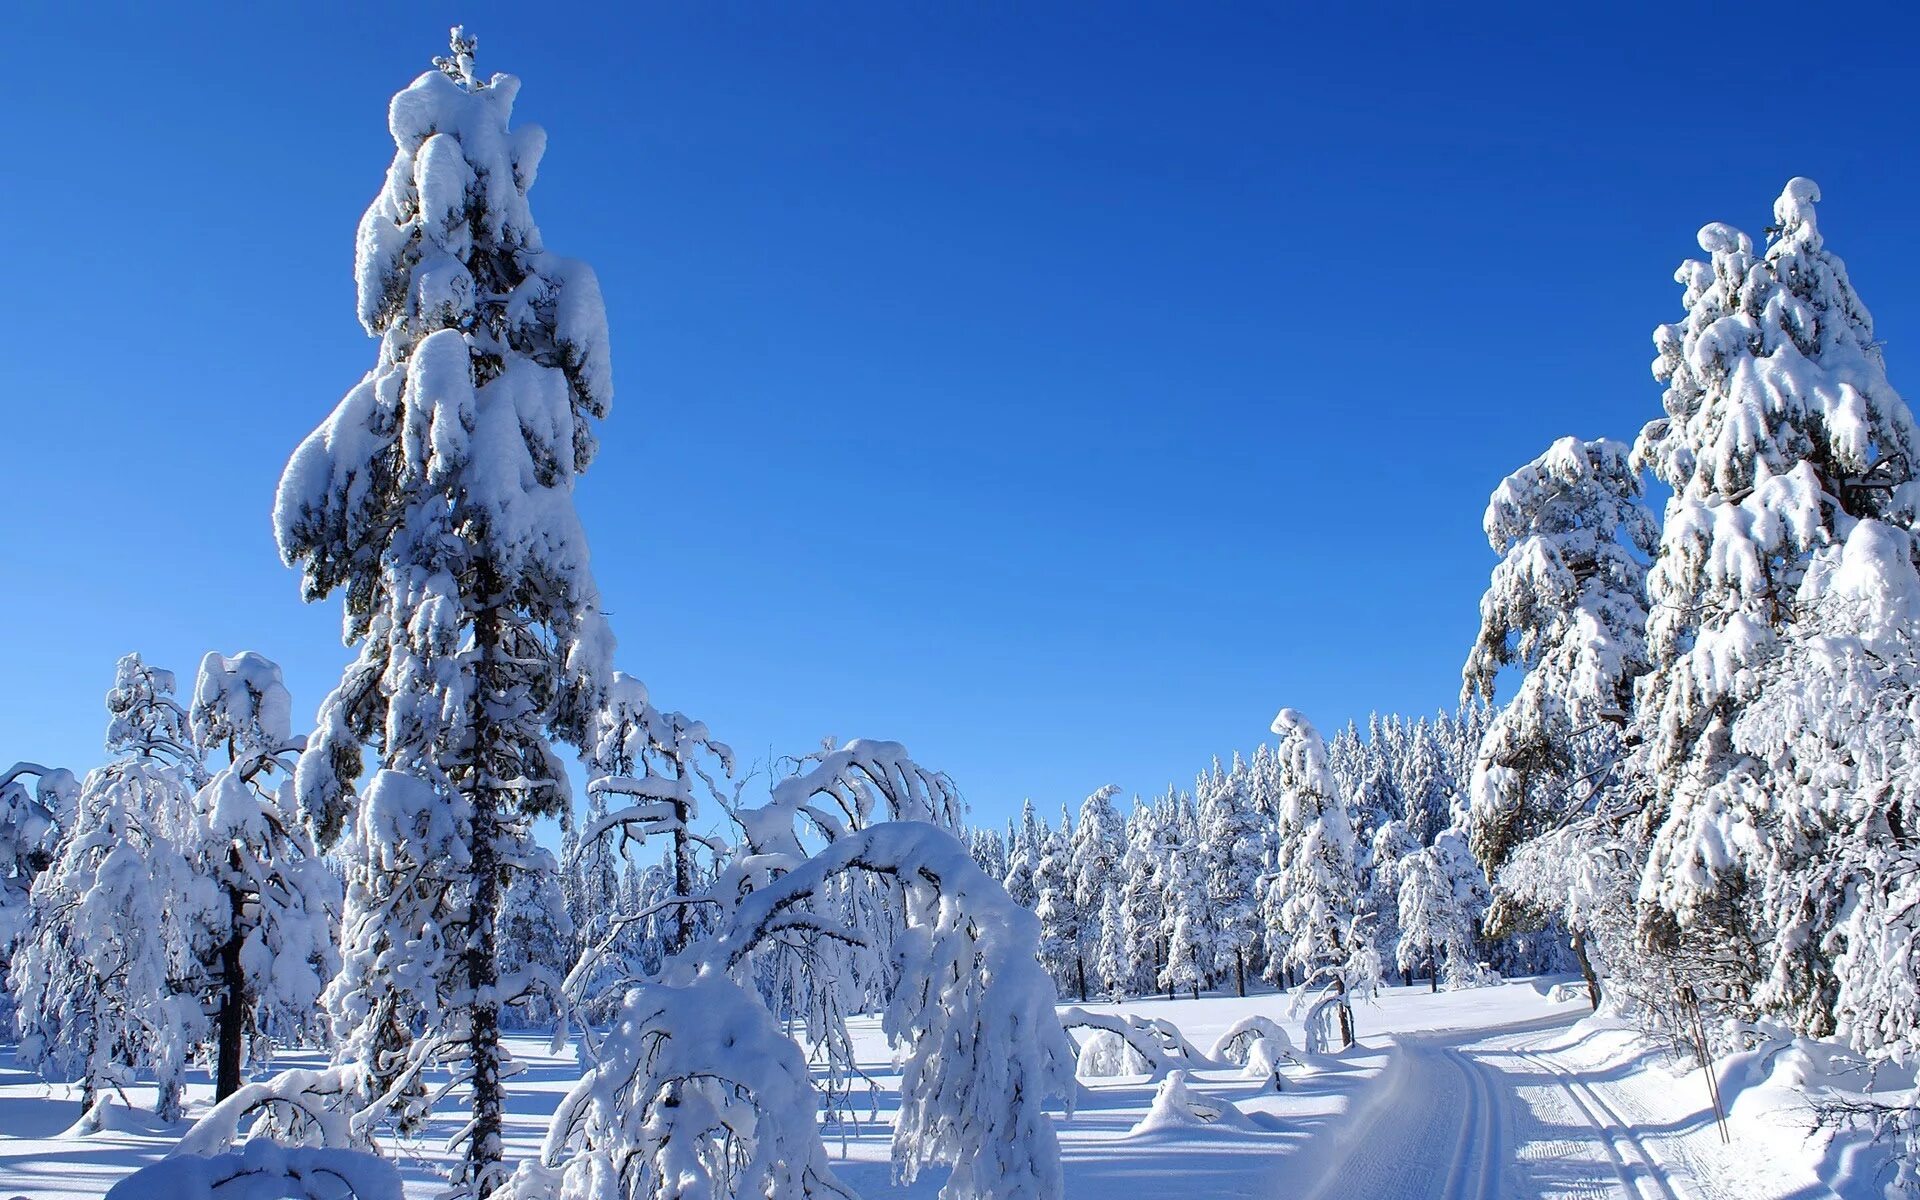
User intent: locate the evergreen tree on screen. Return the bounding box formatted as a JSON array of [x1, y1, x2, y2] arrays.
[[1199, 755, 1264, 995], [12, 655, 209, 1119], [186, 652, 341, 1099], [1264, 709, 1374, 1040], [1067, 784, 1124, 1001], [1003, 799, 1044, 911], [1461, 436, 1655, 1005], [273, 30, 615, 1191], [1631, 179, 1920, 1023]]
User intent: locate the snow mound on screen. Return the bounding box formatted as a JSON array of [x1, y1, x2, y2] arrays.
[[1547, 981, 1589, 1004], [104, 1140, 400, 1199], [67, 1097, 176, 1139], [1243, 1036, 1293, 1081], [1211, 1014, 1295, 1065], [1077, 1029, 1150, 1078], [1128, 1071, 1257, 1135]]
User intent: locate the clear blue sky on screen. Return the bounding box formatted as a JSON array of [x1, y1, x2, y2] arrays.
[[5, 3, 1917, 831]]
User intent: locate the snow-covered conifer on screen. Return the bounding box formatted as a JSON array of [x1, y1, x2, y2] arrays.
[[12, 655, 210, 1119], [185, 652, 341, 1099], [1262, 709, 1375, 1040], [272, 30, 615, 1190], [1199, 755, 1264, 995], [1460, 435, 1655, 997], [1630, 179, 1920, 1019], [1067, 784, 1124, 1000]]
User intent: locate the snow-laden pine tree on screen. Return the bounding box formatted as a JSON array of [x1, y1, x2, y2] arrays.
[[1067, 784, 1124, 1001], [1034, 808, 1083, 994], [0, 760, 75, 1031], [272, 30, 615, 1192], [1199, 754, 1265, 995], [12, 655, 211, 1119], [1157, 816, 1213, 1001], [1004, 798, 1044, 910], [1460, 436, 1655, 1003], [969, 825, 1009, 882], [579, 673, 731, 961], [1262, 709, 1376, 1039], [1396, 829, 1490, 991], [1119, 795, 1172, 995], [186, 652, 341, 1099], [1630, 179, 1920, 1023], [1397, 719, 1453, 847]]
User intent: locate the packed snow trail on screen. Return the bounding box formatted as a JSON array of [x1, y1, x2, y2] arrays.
[[1301, 1013, 1735, 1200]]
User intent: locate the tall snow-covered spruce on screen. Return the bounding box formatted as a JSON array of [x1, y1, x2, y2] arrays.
[[1630, 178, 1920, 1025], [273, 29, 613, 1194]]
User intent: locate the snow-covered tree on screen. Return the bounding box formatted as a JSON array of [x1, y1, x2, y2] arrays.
[[1396, 829, 1490, 990], [1630, 178, 1920, 1021], [1003, 799, 1044, 910], [0, 761, 75, 1031], [517, 740, 1074, 1200], [1033, 808, 1082, 995], [272, 30, 615, 1191], [579, 673, 732, 963], [1262, 709, 1376, 1041], [1067, 784, 1124, 1000], [12, 655, 210, 1119], [1198, 756, 1264, 995], [1157, 794, 1215, 1000], [1460, 435, 1655, 1000], [1119, 796, 1171, 996], [186, 652, 341, 1099]]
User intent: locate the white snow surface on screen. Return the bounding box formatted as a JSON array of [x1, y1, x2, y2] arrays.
[[0, 977, 1887, 1199]]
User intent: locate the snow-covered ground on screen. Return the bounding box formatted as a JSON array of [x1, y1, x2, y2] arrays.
[[0, 977, 1888, 1198]]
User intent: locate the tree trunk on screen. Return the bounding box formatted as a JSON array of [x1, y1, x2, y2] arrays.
[[1235, 950, 1246, 998], [1429, 944, 1439, 993], [669, 776, 694, 956], [214, 859, 248, 1100], [1571, 927, 1602, 1010], [464, 567, 508, 1196], [1076, 956, 1088, 1003]]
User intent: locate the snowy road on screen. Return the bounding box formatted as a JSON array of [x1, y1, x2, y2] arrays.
[[1301, 1013, 1775, 1200]]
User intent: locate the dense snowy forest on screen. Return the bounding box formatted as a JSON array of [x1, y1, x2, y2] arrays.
[[4, 26, 1920, 1200]]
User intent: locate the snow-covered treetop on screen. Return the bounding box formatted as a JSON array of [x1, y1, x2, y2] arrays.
[[190, 652, 295, 758], [1270, 708, 1338, 811], [276, 28, 619, 839], [1636, 177, 1916, 530], [1463, 436, 1655, 722], [274, 24, 613, 657], [104, 653, 197, 768]]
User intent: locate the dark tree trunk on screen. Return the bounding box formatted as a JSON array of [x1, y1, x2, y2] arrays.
[[1429, 945, 1439, 993], [1076, 956, 1088, 1003], [214, 853, 248, 1100], [463, 567, 508, 1196], [1571, 927, 1602, 1010], [669, 769, 694, 956], [1235, 950, 1247, 998]]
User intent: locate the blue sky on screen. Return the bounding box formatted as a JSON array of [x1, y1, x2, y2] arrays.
[[5, 3, 1917, 832]]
